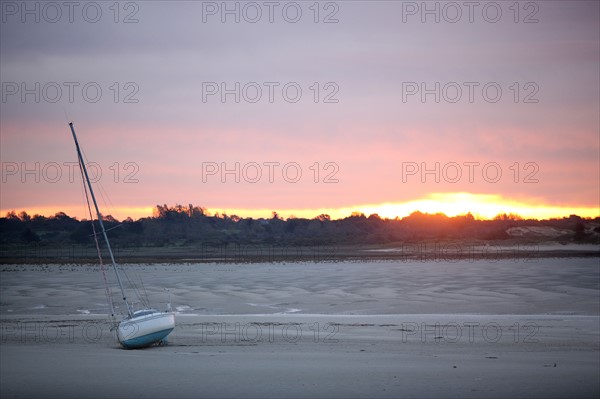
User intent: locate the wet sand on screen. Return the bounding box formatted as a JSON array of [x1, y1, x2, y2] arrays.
[[1, 259, 599, 398]]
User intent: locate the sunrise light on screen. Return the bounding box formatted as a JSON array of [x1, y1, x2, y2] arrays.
[[4, 192, 598, 222]]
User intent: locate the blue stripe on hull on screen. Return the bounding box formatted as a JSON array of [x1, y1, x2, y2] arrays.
[[120, 328, 174, 349]]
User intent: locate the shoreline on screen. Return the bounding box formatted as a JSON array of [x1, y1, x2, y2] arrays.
[[1, 242, 599, 265]]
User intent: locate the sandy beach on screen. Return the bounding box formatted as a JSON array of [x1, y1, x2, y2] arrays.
[[1, 258, 599, 398]]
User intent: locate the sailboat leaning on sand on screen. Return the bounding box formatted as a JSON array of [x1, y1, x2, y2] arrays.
[[69, 122, 175, 349]]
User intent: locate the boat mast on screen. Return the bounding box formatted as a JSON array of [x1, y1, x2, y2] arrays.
[[69, 122, 133, 317]]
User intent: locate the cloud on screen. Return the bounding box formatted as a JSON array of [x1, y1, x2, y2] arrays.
[[1, 1, 598, 218]]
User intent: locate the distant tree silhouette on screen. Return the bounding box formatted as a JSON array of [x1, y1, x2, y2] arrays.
[[18, 211, 31, 222], [21, 228, 40, 243], [1, 204, 598, 249], [574, 222, 586, 242], [493, 213, 523, 221]]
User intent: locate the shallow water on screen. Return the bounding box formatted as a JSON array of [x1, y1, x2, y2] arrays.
[[1, 259, 598, 316]]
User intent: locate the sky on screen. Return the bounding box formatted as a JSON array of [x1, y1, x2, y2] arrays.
[[1, 0, 599, 221]]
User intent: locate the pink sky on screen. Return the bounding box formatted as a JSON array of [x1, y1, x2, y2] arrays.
[[1, 1, 599, 220]]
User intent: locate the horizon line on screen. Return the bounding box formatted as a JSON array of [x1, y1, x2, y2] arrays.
[[2, 193, 599, 222], [3, 208, 599, 223]]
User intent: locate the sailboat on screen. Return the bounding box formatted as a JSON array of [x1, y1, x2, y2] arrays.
[[69, 122, 175, 349]]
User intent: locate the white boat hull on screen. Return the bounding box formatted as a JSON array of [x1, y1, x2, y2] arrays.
[[117, 311, 175, 349]]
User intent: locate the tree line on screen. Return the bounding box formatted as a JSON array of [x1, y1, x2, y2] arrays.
[[1, 204, 598, 248]]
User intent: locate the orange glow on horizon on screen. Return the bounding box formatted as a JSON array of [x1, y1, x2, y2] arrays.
[[2, 193, 599, 221]]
